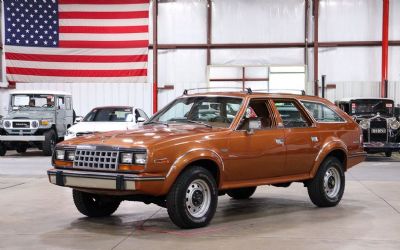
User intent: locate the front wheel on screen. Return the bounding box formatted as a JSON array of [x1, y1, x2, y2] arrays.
[[385, 152, 392, 157], [42, 130, 56, 156], [0, 143, 6, 156], [16, 145, 28, 154], [307, 157, 345, 207], [72, 190, 120, 217], [166, 166, 218, 229]]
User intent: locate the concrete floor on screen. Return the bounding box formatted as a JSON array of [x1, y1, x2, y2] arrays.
[[1, 150, 400, 250]]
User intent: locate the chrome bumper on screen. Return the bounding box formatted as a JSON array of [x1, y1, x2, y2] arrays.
[[0, 135, 45, 141], [364, 142, 400, 151], [47, 169, 164, 191]]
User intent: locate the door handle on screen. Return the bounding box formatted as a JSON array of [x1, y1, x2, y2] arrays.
[[311, 136, 319, 142], [275, 138, 285, 145]]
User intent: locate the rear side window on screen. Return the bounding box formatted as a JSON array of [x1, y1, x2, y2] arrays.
[[274, 100, 310, 128], [302, 101, 345, 123]]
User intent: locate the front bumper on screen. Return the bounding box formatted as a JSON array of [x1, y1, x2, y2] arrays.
[[363, 142, 400, 152], [0, 135, 45, 141], [47, 169, 165, 191]]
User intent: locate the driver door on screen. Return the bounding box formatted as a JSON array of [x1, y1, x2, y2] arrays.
[[226, 99, 286, 181], [56, 96, 66, 137]]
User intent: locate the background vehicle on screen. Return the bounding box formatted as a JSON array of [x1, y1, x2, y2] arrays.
[[48, 91, 365, 229], [65, 106, 148, 140], [336, 98, 400, 157], [0, 90, 74, 156]]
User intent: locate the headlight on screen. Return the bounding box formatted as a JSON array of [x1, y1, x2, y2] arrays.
[[32, 121, 39, 128], [55, 150, 65, 160], [120, 152, 134, 164], [359, 120, 370, 130], [4, 120, 11, 128], [65, 151, 75, 161], [389, 119, 400, 130], [135, 153, 147, 165]]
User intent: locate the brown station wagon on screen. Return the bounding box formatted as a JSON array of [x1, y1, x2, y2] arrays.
[[48, 89, 366, 229]]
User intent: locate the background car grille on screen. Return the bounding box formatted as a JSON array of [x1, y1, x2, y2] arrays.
[[12, 121, 30, 128], [369, 119, 387, 142], [73, 150, 119, 171]]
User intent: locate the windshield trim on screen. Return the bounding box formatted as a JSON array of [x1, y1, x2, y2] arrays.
[[146, 95, 244, 129]]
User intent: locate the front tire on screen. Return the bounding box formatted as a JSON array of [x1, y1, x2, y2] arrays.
[[0, 143, 6, 156], [307, 157, 345, 207], [227, 187, 257, 200], [166, 166, 218, 229], [72, 190, 120, 217], [385, 152, 392, 157], [42, 130, 56, 156], [16, 145, 27, 154]]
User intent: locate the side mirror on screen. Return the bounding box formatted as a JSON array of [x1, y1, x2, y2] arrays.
[[137, 117, 146, 123], [247, 118, 262, 135], [74, 116, 83, 124], [126, 114, 134, 122]]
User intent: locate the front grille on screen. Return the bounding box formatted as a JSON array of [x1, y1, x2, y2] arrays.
[[369, 119, 387, 142], [12, 121, 30, 128], [73, 150, 119, 171]]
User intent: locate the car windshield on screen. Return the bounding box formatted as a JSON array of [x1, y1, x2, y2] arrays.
[[83, 107, 133, 122], [147, 96, 243, 128], [351, 100, 394, 116], [11, 94, 55, 110]]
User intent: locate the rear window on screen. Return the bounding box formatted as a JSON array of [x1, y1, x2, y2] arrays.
[[301, 101, 345, 123]]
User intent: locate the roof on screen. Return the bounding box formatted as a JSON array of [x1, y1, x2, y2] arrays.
[[184, 91, 320, 100], [338, 97, 394, 102], [90, 106, 134, 110], [10, 89, 72, 96]]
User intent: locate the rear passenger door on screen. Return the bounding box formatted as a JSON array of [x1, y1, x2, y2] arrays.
[[272, 99, 321, 176]]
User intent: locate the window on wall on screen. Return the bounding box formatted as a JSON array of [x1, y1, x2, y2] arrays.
[[301, 101, 345, 123]]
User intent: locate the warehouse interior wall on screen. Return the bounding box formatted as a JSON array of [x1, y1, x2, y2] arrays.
[[1, 0, 399, 117]]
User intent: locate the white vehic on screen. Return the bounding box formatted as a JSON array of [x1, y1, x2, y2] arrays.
[[65, 121, 138, 140]]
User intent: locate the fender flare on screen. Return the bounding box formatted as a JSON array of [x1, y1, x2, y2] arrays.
[[164, 148, 225, 190], [310, 139, 348, 177]]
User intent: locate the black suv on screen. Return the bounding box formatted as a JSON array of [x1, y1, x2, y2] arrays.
[[336, 98, 400, 157]]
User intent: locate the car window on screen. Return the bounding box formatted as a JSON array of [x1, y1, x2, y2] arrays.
[[238, 99, 273, 130], [65, 97, 72, 110], [274, 100, 310, 128], [58, 97, 65, 110], [301, 101, 345, 122], [83, 107, 133, 122], [138, 109, 148, 119]]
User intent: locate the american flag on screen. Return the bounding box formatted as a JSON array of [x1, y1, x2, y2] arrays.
[[4, 0, 149, 83]]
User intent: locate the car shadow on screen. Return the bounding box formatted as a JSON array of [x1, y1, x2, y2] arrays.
[[4, 150, 48, 158], [366, 153, 400, 162]]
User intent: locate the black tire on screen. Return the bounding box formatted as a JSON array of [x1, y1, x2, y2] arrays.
[[0, 143, 6, 156], [307, 156, 345, 207], [385, 152, 392, 157], [16, 145, 27, 154], [227, 187, 257, 200], [42, 130, 57, 156], [166, 166, 218, 229], [72, 190, 120, 217]]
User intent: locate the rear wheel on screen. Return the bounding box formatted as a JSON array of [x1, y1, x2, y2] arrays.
[[307, 157, 345, 207], [385, 152, 392, 157], [42, 130, 56, 156], [0, 143, 6, 156], [72, 190, 120, 217], [16, 145, 28, 154], [227, 187, 257, 200], [166, 166, 218, 229]]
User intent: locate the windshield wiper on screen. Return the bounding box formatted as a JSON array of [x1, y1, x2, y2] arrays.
[[186, 120, 212, 128], [143, 121, 169, 127]]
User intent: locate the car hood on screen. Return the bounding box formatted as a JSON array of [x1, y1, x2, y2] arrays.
[[68, 122, 134, 133], [60, 124, 228, 149], [3, 110, 53, 120]]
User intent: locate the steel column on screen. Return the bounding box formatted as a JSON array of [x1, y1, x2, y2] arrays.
[[207, 0, 212, 65], [381, 0, 389, 98], [313, 0, 319, 96], [152, 0, 158, 113]]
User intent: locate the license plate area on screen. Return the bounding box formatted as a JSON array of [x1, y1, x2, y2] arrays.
[[371, 128, 386, 134]]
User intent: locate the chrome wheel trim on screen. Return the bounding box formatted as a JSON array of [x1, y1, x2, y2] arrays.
[[185, 179, 211, 218], [323, 167, 341, 199]]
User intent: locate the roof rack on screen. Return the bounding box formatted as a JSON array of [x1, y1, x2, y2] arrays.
[[252, 89, 306, 95], [183, 87, 253, 95]]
